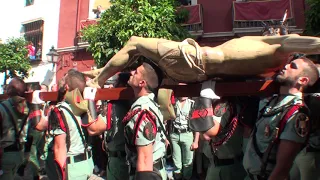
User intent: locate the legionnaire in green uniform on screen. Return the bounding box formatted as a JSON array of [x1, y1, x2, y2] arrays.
[[86, 73, 131, 180], [289, 91, 320, 180], [243, 57, 319, 180], [0, 78, 29, 180], [45, 70, 94, 180], [170, 95, 199, 180], [17, 83, 48, 180], [289, 131, 320, 180], [195, 97, 247, 180], [0, 148, 3, 176], [122, 62, 167, 180]]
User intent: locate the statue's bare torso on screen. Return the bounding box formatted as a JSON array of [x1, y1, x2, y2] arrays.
[[84, 35, 320, 87]]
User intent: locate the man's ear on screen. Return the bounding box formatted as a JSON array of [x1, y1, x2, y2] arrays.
[[139, 80, 147, 88], [298, 77, 310, 86]]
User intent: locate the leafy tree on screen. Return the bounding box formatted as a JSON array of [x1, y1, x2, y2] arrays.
[[304, 0, 320, 36], [82, 0, 190, 68], [0, 37, 31, 84]]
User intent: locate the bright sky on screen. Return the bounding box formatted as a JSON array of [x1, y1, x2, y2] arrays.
[[0, 0, 24, 42]]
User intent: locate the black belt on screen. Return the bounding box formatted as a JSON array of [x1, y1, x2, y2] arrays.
[[306, 146, 320, 152], [213, 154, 243, 166], [153, 158, 163, 170], [66, 152, 92, 164], [173, 128, 190, 133], [108, 151, 126, 158], [3, 144, 22, 152]]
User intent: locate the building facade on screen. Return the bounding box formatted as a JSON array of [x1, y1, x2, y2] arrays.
[[0, 0, 61, 92], [56, 0, 307, 83]]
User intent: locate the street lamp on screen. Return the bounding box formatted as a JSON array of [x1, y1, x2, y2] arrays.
[[46, 46, 59, 63]]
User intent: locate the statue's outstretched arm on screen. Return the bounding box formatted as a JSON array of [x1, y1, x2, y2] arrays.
[[85, 36, 166, 88], [86, 38, 139, 88], [240, 34, 299, 45], [83, 68, 103, 79], [279, 36, 320, 55], [241, 34, 320, 55]]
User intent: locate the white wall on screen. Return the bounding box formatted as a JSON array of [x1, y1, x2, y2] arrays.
[[0, 0, 24, 41], [21, 0, 61, 62], [0, 0, 61, 91]]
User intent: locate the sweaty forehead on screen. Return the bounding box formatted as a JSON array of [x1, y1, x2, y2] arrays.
[[292, 59, 306, 68]]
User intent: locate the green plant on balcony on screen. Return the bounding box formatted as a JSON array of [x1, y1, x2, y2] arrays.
[[81, 0, 190, 68], [305, 0, 320, 36], [0, 37, 31, 85], [176, 8, 190, 24]]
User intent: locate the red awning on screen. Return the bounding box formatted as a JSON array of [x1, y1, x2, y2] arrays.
[[233, 0, 293, 21], [179, 4, 202, 26]]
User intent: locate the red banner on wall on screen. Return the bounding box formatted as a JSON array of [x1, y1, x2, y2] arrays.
[[233, 0, 293, 21], [179, 4, 202, 25]]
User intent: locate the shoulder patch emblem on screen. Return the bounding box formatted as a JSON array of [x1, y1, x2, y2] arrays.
[[143, 122, 156, 141], [294, 113, 310, 137], [213, 102, 228, 117]]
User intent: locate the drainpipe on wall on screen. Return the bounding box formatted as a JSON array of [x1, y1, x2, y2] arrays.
[[74, 0, 81, 46]]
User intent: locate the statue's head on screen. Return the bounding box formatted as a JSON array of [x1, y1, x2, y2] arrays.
[[261, 21, 288, 36]]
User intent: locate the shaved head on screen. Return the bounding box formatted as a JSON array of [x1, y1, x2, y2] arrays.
[[65, 69, 86, 93], [7, 77, 27, 97]]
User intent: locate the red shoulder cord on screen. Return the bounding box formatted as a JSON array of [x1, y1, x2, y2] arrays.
[[53, 107, 67, 132], [122, 108, 142, 125], [133, 109, 157, 145], [28, 109, 42, 120], [122, 108, 157, 145], [275, 104, 302, 142], [212, 103, 239, 147], [106, 102, 113, 130]]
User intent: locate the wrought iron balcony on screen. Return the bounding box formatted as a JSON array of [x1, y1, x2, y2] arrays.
[[77, 19, 99, 45], [232, 0, 301, 34], [21, 20, 44, 61]]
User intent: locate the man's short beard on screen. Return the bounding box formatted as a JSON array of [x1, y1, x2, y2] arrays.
[[275, 75, 296, 87]]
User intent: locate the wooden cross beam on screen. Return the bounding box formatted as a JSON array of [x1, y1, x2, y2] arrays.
[[0, 80, 278, 102]]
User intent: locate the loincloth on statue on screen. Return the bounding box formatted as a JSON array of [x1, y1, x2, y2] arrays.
[[157, 39, 207, 83]]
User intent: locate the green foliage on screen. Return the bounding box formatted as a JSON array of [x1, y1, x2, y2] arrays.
[[82, 0, 191, 68], [0, 37, 31, 82], [304, 0, 320, 36], [176, 8, 190, 24]]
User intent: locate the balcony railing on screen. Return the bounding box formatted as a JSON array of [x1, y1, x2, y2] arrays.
[[77, 19, 99, 45], [22, 20, 44, 61], [179, 4, 203, 35], [233, 18, 296, 31], [232, 0, 300, 33]]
